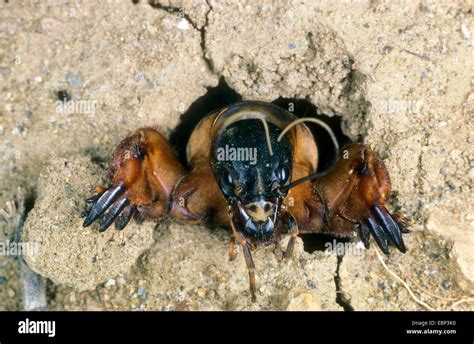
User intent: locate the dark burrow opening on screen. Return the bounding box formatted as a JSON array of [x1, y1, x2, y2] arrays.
[[169, 77, 351, 171], [300, 233, 352, 254], [169, 77, 353, 253], [169, 78, 242, 167], [271, 97, 351, 173], [170, 76, 356, 253]]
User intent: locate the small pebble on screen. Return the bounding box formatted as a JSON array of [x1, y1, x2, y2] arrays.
[[196, 288, 206, 298], [135, 71, 145, 80], [105, 279, 116, 287], [67, 72, 83, 89], [177, 18, 190, 30], [137, 287, 145, 297], [382, 45, 393, 54]]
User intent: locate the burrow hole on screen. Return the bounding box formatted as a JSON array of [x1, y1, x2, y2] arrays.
[[169, 77, 352, 254]]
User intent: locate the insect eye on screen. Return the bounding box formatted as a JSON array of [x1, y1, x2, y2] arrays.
[[279, 166, 289, 183], [225, 171, 234, 186], [222, 171, 242, 196]]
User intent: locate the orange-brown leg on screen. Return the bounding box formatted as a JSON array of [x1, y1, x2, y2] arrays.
[[273, 209, 299, 261], [166, 113, 230, 227], [228, 234, 238, 261], [229, 214, 257, 302], [285, 177, 326, 233], [83, 128, 185, 231], [314, 143, 408, 254], [169, 164, 229, 227], [283, 211, 299, 259]]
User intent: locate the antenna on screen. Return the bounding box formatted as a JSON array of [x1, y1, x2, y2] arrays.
[[277, 117, 340, 193]]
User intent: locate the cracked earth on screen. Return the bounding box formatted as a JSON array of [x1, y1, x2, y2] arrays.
[[0, 1, 472, 310]]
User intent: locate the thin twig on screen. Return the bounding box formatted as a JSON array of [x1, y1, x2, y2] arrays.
[[374, 248, 435, 311], [449, 298, 474, 310]]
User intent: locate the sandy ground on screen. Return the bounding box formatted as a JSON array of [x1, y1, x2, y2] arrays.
[[0, 1, 472, 310]]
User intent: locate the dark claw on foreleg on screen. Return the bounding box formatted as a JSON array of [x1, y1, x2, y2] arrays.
[[115, 205, 136, 230], [357, 222, 371, 249], [393, 213, 410, 234], [82, 128, 186, 232], [373, 205, 406, 253], [359, 206, 407, 255], [98, 197, 130, 232], [83, 183, 124, 227], [316, 144, 409, 255], [367, 216, 389, 254]]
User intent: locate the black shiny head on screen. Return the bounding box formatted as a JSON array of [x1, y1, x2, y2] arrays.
[[210, 102, 294, 241]]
